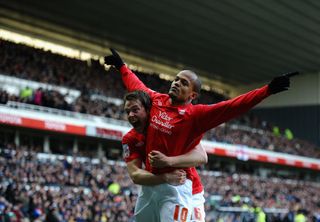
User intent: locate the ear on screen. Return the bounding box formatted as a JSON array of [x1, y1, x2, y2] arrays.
[[190, 92, 198, 101]]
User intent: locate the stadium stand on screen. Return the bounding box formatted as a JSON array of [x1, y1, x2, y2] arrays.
[[1, 40, 320, 159], [1, 39, 320, 222], [0, 144, 319, 222], [0, 40, 225, 105], [1, 86, 319, 158]]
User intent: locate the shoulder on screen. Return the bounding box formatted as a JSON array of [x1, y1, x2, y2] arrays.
[[152, 92, 168, 100], [122, 129, 138, 144], [123, 129, 145, 145], [151, 93, 170, 107]]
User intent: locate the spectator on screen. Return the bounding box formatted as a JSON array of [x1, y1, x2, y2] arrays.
[[0, 144, 319, 222], [33, 87, 43, 106]]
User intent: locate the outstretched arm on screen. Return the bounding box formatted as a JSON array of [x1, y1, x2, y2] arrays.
[[193, 72, 299, 135], [149, 143, 207, 168], [126, 158, 186, 186]]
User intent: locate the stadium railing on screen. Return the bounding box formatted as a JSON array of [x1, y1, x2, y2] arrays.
[[4, 101, 130, 127]]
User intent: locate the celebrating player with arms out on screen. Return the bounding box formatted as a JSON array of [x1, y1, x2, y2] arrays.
[[105, 49, 297, 222], [123, 90, 207, 222]]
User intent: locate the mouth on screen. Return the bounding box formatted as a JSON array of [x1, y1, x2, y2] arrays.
[[129, 118, 138, 126]]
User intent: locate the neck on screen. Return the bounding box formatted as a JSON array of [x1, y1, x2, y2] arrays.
[[135, 127, 144, 134], [134, 124, 147, 134], [170, 98, 191, 106]]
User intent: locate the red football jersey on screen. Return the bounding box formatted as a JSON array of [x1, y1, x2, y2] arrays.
[[122, 128, 203, 194], [120, 65, 269, 194]]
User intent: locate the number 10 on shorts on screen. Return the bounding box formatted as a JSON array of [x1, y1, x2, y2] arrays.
[[173, 205, 188, 222]]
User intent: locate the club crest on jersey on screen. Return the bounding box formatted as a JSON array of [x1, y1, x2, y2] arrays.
[[153, 99, 162, 106], [122, 144, 130, 158], [178, 109, 186, 115]]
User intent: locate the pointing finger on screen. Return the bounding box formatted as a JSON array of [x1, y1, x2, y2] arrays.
[[283, 71, 300, 78]]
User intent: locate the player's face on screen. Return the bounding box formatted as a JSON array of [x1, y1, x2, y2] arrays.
[[169, 71, 197, 104], [124, 99, 148, 133]]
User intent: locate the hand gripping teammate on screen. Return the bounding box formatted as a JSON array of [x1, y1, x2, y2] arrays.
[[105, 49, 297, 222]]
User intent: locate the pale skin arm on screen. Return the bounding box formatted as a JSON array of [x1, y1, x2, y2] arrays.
[[126, 158, 186, 186], [148, 143, 208, 168]]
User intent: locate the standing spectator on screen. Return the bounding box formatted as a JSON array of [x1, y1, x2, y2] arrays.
[[33, 87, 43, 106], [19, 86, 33, 103]]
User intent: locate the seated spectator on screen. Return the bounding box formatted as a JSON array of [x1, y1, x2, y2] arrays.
[[0, 144, 319, 222]]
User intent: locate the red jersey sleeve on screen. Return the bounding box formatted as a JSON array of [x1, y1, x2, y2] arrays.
[[122, 132, 143, 163], [119, 65, 156, 97], [192, 85, 270, 134]]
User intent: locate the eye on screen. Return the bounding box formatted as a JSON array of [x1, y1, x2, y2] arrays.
[[132, 108, 139, 113], [182, 80, 189, 86]]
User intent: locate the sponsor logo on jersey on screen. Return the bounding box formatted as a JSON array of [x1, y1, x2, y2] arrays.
[[151, 115, 174, 129], [159, 111, 172, 121], [150, 111, 175, 134]]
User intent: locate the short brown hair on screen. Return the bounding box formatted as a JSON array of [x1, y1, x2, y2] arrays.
[[123, 90, 151, 112]]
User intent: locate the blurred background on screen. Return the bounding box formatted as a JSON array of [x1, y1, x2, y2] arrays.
[[0, 0, 320, 221]]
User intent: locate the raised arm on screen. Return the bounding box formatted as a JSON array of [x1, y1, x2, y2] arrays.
[[105, 48, 152, 93], [126, 158, 186, 186], [149, 143, 207, 168]]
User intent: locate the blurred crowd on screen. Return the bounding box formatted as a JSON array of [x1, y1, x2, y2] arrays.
[[0, 41, 320, 158], [0, 88, 127, 121], [1, 84, 320, 158], [201, 171, 320, 221], [0, 40, 123, 98], [0, 40, 225, 104], [1, 40, 320, 222], [0, 40, 319, 158], [0, 144, 137, 222], [0, 144, 319, 222]]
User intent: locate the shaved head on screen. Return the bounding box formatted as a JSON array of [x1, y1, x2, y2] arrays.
[[179, 70, 202, 95], [169, 70, 202, 105]]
